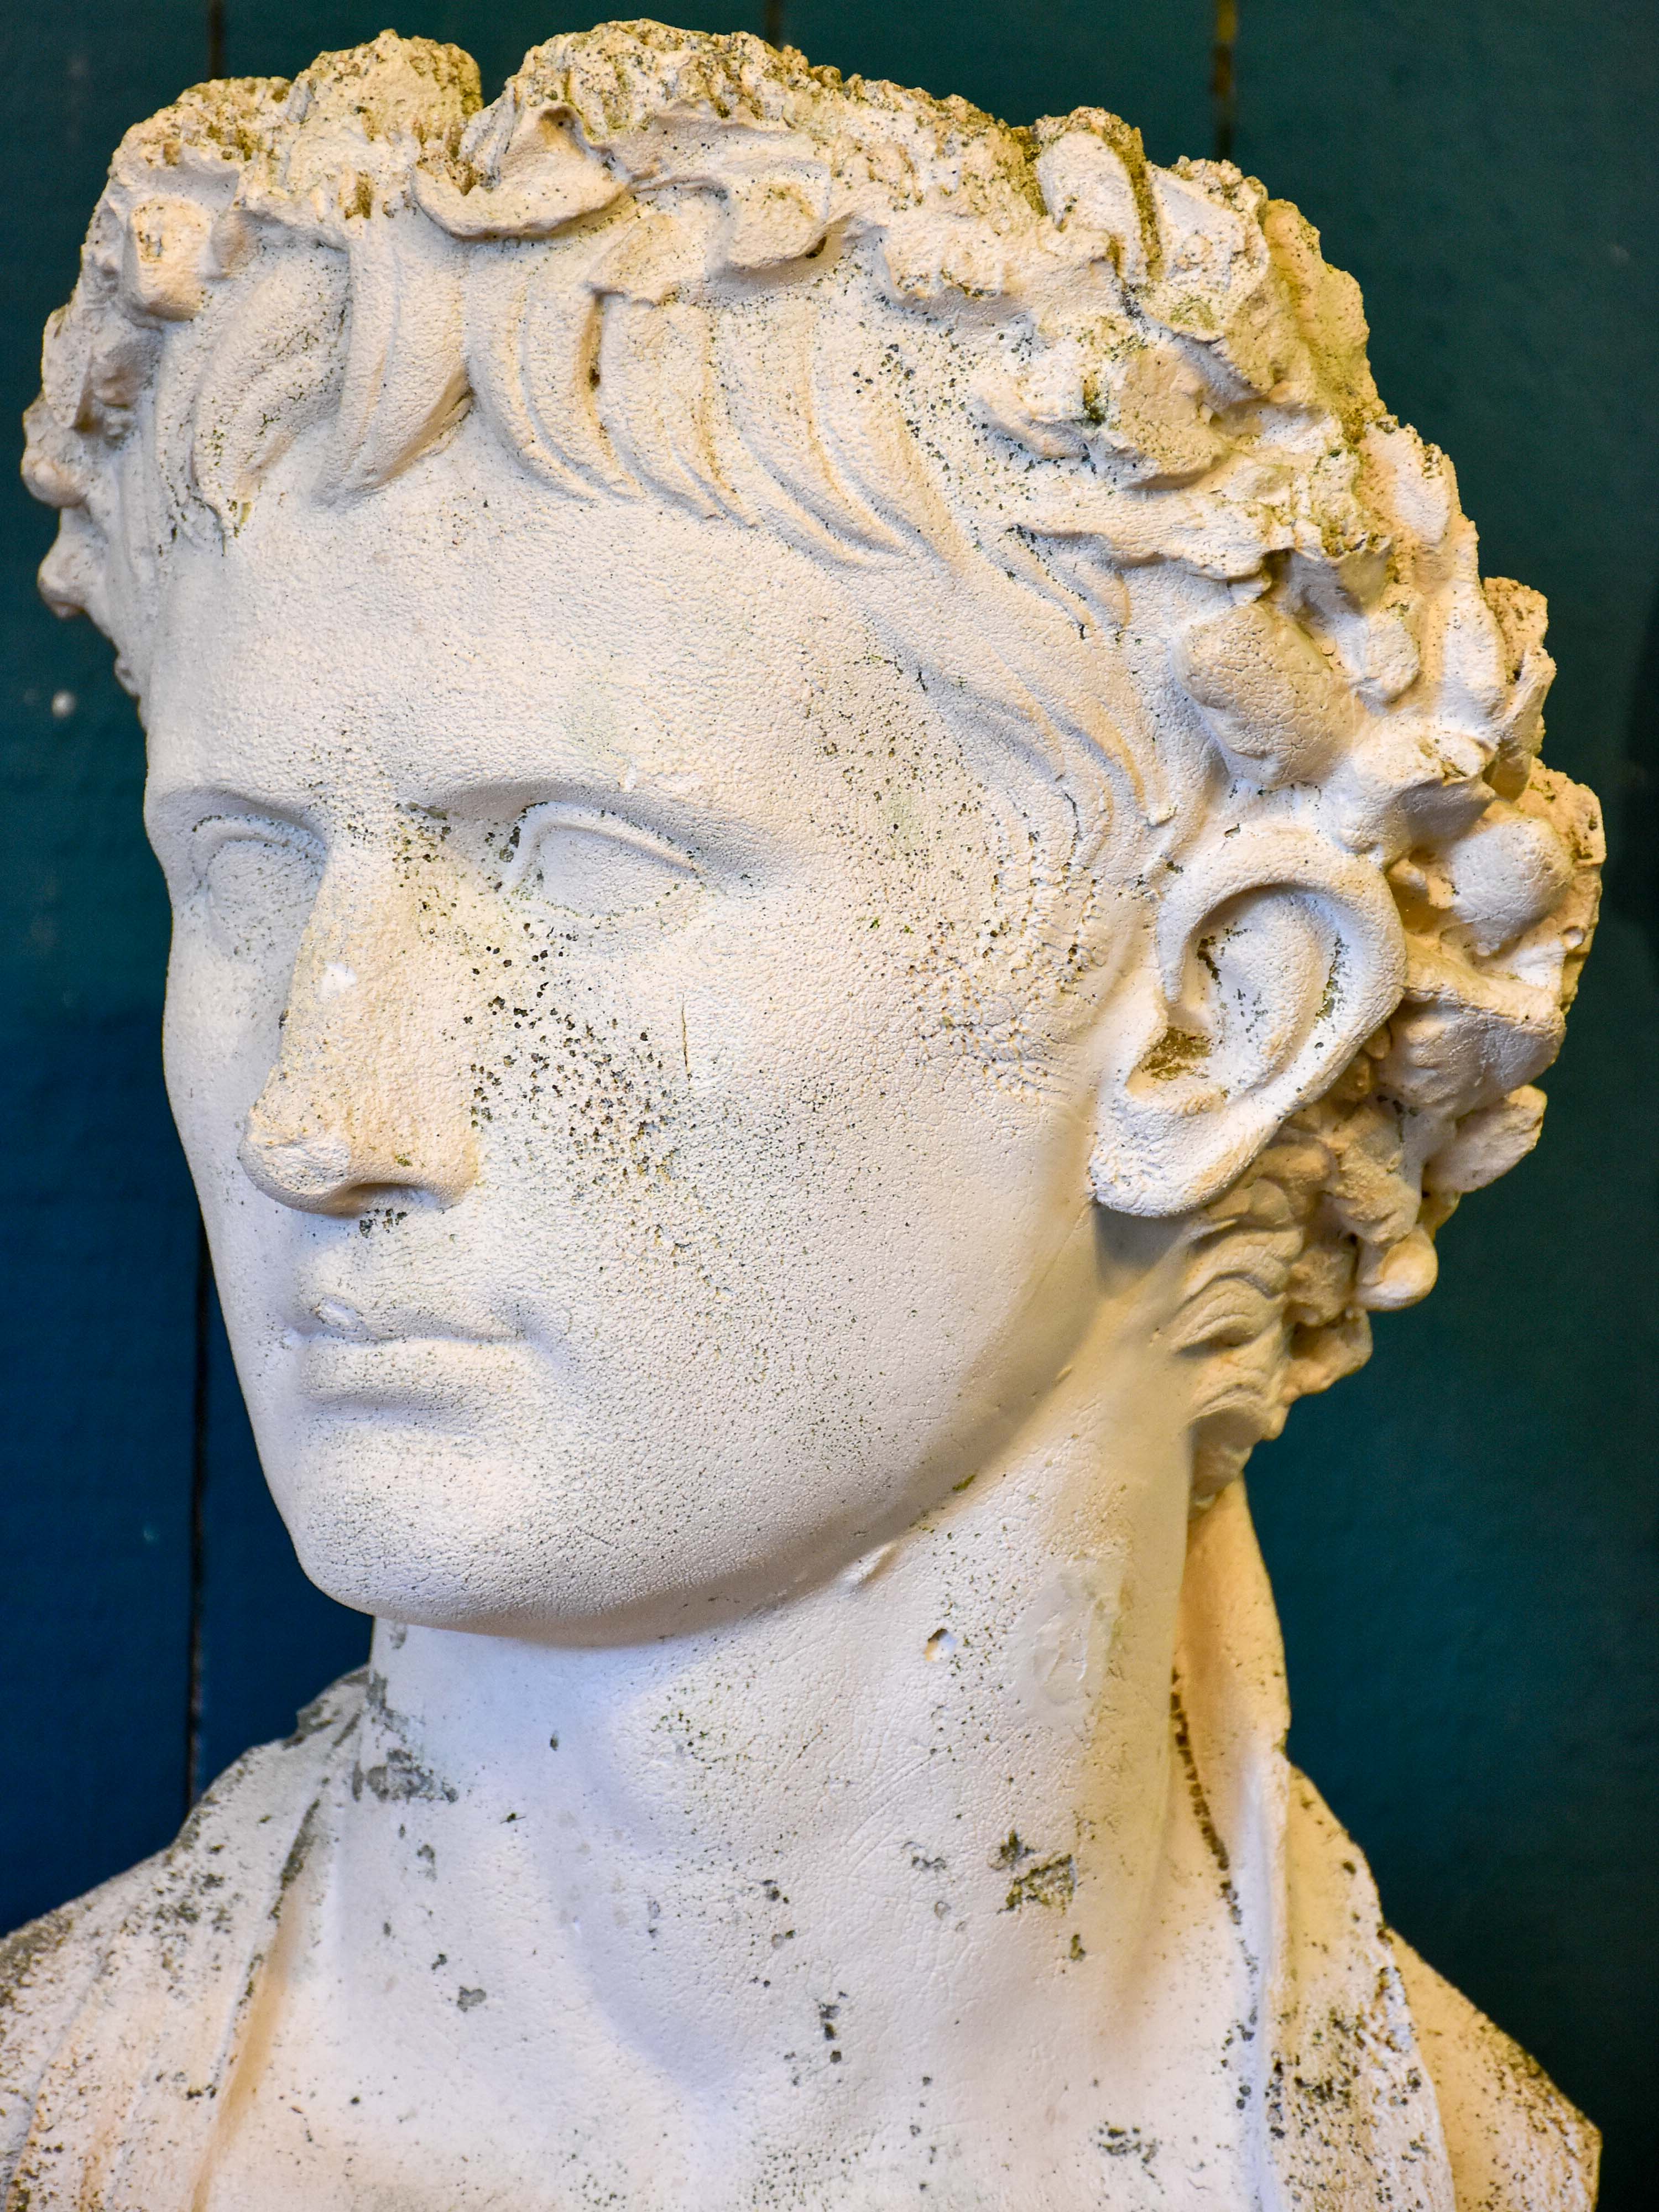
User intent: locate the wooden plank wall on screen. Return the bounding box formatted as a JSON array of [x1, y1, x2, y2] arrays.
[[3, 5, 1652, 2198]]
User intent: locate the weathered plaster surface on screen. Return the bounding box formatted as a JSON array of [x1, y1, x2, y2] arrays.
[[4, 20, 1599, 2207]]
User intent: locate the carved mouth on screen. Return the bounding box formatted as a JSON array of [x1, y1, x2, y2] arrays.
[[289, 1331, 526, 1411], [284, 1295, 526, 1405], [291, 1294, 519, 1349]]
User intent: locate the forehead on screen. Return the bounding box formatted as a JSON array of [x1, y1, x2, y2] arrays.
[[143, 427, 911, 815]]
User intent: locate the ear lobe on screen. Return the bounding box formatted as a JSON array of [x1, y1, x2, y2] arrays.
[[1088, 826, 1407, 1215]]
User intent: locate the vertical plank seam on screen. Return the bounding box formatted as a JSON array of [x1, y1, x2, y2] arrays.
[[1212, 0, 1238, 163]]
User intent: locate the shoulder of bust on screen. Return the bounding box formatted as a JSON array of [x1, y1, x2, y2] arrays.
[[1391, 1933, 1599, 2212], [0, 1669, 367, 2205], [0, 1860, 151, 2185]]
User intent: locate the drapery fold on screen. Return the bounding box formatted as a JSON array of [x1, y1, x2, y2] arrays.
[[2, 1487, 1593, 2208]]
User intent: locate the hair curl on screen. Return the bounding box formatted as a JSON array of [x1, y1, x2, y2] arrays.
[[23, 20, 1601, 1498]]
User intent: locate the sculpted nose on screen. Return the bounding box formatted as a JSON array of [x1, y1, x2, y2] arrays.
[[239, 877, 478, 1217]]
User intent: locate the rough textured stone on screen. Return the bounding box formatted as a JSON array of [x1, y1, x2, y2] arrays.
[[5, 22, 1599, 2207]]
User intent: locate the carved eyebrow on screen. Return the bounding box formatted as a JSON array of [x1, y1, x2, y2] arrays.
[[144, 783, 324, 848], [415, 774, 783, 876], [418, 769, 702, 815], [505, 801, 698, 872]]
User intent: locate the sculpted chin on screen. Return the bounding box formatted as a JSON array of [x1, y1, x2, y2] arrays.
[[3, 21, 1599, 2210]]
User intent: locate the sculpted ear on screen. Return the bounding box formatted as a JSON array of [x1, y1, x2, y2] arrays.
[[1089, 827, 1407, 1215]]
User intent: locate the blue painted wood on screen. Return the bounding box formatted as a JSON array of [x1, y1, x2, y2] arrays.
[[1231, 8, 1659, 2199], [785, 0, 1213, 164], [219, 4, 771, 97], [0, 0, 210, 1937]]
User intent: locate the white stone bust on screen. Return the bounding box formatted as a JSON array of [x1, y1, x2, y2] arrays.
[[3, 23, 1603, 2210]]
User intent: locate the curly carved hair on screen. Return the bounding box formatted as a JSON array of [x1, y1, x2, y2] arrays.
[[23, 21, 1601, 1497]]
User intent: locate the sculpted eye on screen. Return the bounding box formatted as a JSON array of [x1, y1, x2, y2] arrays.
[[507, 804, 698, 919], [193, 817, 322, 962]]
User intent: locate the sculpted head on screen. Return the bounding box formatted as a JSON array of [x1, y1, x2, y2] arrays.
[[26, 25, 1599, 1641]]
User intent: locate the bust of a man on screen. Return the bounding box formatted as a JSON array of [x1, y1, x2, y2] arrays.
[[3, 24, 1601, 2210]]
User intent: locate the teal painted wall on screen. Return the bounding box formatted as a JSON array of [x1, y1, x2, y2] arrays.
[[2, 4, 1652, 2198]]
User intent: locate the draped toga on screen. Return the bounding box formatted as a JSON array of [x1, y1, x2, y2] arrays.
[[0, 1487, 1597, 2210]]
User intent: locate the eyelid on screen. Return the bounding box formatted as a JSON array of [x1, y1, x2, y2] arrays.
[[189, 812, 319, 878], [504, 803, 700, 889]]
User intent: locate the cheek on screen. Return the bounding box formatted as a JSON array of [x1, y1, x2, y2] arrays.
[[470, 902, 1037, 1382]]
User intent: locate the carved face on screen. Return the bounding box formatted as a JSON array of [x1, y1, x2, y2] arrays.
[[144, 429, 1130, 1639]]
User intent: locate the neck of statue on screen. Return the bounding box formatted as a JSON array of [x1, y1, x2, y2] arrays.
[[345, 1245, 1225, 2162]]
